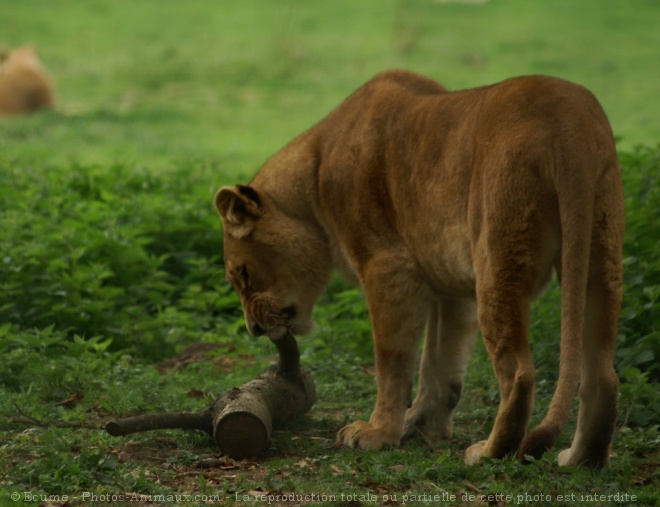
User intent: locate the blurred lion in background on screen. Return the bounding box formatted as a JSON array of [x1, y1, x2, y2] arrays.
[[0, 45, 55, 115]]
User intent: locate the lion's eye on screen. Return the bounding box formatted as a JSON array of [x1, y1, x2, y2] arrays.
[[238, 265, 249, 285], [228, 265, 250, 289]]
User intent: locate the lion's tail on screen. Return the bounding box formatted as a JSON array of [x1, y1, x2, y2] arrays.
[[519, 154, 596, 461]]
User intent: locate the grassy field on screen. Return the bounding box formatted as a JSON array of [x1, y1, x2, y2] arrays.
[[1, 1, 659, 506], [2, 0, 660, 168]]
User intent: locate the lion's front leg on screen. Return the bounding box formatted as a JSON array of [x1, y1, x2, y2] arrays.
[[338, 347, 418, 450], [404, 298, 477, 443], [336, 256, 430, 451]]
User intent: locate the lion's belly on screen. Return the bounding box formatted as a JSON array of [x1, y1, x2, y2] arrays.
[[409, 224, 476, 297]]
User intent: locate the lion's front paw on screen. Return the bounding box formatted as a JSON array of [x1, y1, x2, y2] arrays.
[[336, 421, 400, 451], [464, 440, 489, 465]]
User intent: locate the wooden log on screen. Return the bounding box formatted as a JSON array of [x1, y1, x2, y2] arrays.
[[105, 333, 315, 459]]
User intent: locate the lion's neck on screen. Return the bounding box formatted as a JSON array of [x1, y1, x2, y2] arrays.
[[251, 131, 316, 212], [249, 131, 357, 284]]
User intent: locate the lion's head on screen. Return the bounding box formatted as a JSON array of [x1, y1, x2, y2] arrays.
[[215, 185, 331, 340]]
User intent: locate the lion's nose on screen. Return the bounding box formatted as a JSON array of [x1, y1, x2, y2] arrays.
[[281, 305, 296, 319]]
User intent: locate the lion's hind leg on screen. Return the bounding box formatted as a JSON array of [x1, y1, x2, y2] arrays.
[[465, 202, 550, 465], [464, 281, 535, 464]]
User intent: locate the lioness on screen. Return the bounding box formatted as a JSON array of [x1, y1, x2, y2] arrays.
[[215, 70, 623, 467], [0, 45, 55, 115]]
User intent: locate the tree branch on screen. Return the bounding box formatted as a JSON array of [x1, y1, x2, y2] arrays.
[[105, 333, 315, 459]]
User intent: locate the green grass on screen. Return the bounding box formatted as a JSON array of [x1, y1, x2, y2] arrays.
[[1, 1, 659, 505], [2, 0, 660, 168], [0, 153, 658, 505]]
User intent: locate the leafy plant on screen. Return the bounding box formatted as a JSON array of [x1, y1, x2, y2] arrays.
[[0, 161, 235, 360], [617, 145, 660, 382]]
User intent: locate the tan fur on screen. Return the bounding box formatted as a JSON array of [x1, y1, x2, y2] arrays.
[[215, 70, 624, 467], [0, 46, 55, 116]]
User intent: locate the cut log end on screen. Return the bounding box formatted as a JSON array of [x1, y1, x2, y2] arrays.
[[105, 421, 123, 437], [214, 411, 270, 459]]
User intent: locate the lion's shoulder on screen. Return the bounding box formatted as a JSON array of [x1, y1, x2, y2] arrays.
[[364, 69, 449, 96]]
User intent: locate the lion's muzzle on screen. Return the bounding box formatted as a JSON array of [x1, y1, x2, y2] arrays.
[[244, 297, 296, 341]]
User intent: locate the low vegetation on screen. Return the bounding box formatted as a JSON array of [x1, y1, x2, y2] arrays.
[[0, 146, 658, 505], [1, 0, 658, 505]]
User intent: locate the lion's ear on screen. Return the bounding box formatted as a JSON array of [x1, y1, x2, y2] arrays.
[[214, 185, 263, 238]]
